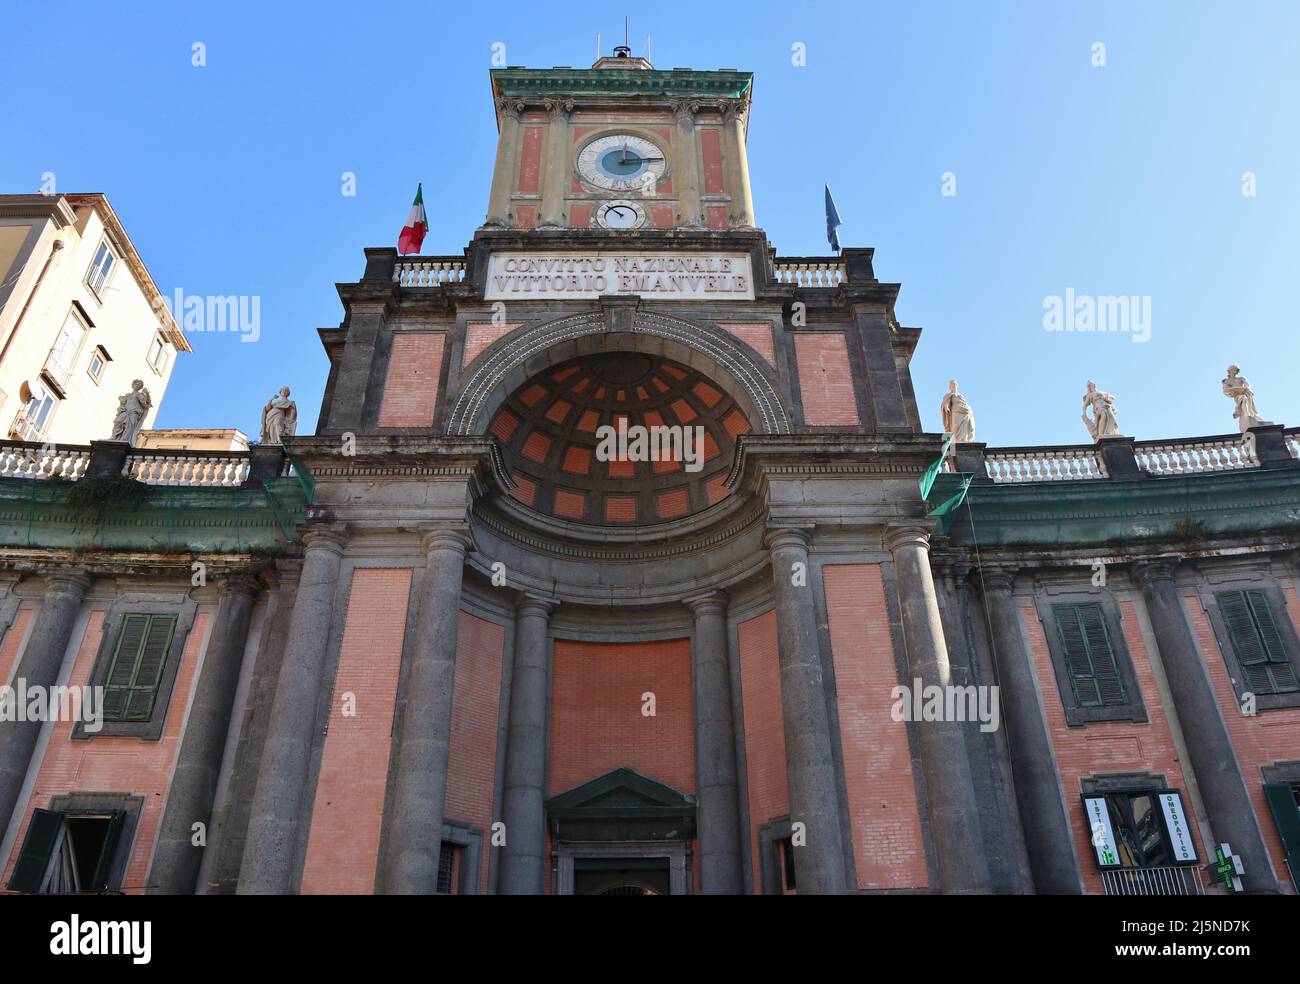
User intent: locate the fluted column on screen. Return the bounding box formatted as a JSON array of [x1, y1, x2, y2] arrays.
[[383, 527, 471, 894], [537, 98, 573, 229], [0, 571, 90, 838], [671, 99, 704, 229], [151, 574, 260, 894], [886, 527, 992, 893], [765, 527, 848, 894], [1135, 560, 1279, 893], [497, 593, 557, 894], [684, 591, 744, 893], [238, 527, 347, 894], [485, 98, 524, 227], [978, 568, 1080, 893], [722, 100, 755, 228]]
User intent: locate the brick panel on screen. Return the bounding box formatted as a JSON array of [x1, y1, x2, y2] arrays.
[[377, 332, 444, 428], [717, 322, 776, 367], [301, 568, 412, 894], [823, 564, 927, 890], [0, 608, 32, 685], [794, 333, 860, 426], [2, 609, 209, 893], [445, 612, 506, 894], [548, 639, 694, 796], [463, 322, 522, 368], [737, 609, 788, 892], [518, 127, 543, 193], [1188, 589, 1300, 892], [1022, 598, 1206, 895], [699, 129, 725, 194]]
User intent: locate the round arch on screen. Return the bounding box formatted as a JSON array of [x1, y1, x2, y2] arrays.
[[445, 310, 791, 436]]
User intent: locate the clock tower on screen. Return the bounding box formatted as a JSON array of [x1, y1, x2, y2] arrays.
[[484, 48, 755, 231]]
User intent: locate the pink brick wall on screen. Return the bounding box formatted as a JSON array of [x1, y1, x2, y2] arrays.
[[444, 612, 505, 894], [699, 129, 725, 194], [2, 609, 209, 894], [737, 609, 788, 892], [301, 568, 412, 894], [378, 332, 444, 428], [716, 322, 775, 367], [462, 322, 522, 368], [518, 127, 543, 193], [0, 608, 32, 684], [823, 564, 928, 890], [1022, 598, 1207, 894], [794, 333, 860, 426], [1187, 587, 1300, 892]]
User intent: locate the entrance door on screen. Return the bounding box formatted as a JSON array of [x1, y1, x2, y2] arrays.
[[573, 857, 670, 896]]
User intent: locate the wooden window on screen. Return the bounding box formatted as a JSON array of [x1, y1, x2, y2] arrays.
[[1053, 603, 1127, 707], [1217, 590, 1299, 696], [102, 613, 177, 722]]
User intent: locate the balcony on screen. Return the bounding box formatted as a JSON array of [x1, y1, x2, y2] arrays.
[[1101, 866, 1206, 895]]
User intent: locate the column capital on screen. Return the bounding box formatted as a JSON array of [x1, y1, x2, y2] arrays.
[[217, 573, 263, 598], [975, 565, 1018, 594], [763, 525, 812, 553], [300, 525, 349, 557], [542, 96, 574, 120], [671, 97, 701, 124], [884, 524, 933, 554], [683, 590, 727, 618], [720, 98, 748, 124], [40, 569, 93, 596], [1133, 558, 1180, 588], [494, 96, 526, 121], [515, 593, 558, 619], [421, 526, 474, 557]]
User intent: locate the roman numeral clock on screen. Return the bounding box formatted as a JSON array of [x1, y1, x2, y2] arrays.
[[576, 134, 666, 230]]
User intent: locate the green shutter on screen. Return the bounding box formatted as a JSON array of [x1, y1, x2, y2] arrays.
[[89, 810, 126, 891], [1054, 603, 1127, 708], [102, 613, 177, 722], [1263, 782, 1300, 893], [7, 809, 63, 893], [1219, 591, 1299, 695]]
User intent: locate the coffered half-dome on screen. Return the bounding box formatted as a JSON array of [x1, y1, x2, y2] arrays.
[[489, 352, 751, 526]]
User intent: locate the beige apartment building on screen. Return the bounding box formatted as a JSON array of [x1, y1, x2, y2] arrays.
[[0, 193, 189, 446]]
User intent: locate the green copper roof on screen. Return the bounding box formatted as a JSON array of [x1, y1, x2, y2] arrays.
[[490, 67, 753, 101]]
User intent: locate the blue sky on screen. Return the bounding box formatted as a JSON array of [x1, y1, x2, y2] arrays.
[[4, 1, 1298, 446]]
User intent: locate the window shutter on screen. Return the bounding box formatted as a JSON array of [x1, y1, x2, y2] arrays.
[[89, 810, 126, 891], [1220, 591, 1299, 695], [1246, 591, 1298, 693], [7, 809, 63, 893], [1055, 605, 1101, 706], [1080, 604, 1127, 706], [1263, 783, 1300, 892], [103, 613, 177, 723]]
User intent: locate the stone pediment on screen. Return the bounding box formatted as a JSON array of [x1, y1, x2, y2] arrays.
[[545, 768, 696, 842]]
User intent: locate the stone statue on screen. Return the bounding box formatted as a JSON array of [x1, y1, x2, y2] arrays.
[[110, 379, 152, 446], [1222, 365, 1265, 433], [259, 387, 297, 445], [1081, 381, 1121, 442], [940, 380, 976, 443]]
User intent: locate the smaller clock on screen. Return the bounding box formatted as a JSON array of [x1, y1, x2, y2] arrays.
[[594, 200, 648, 230]]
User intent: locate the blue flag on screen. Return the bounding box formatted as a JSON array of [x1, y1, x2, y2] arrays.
[[824, 183, 843, 253]]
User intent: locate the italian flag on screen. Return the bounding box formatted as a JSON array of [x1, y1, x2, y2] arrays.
[[397, 183, 427, 255]]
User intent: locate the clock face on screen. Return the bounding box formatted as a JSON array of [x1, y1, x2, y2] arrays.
[[576, 134, 667, 193], [594, 200, 647, 230]]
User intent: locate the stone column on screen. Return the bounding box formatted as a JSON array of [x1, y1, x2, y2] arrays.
[[537, 98, 573, 230], [238, 527, 347, 894], [886, 527, 992, 893], [722, 100, 756, 228], [684, 591, 744, 893], [978, 568, 1080, 893], [485, 98, 524, 227], [671, 99, 704, 229], [497, 593, 556, 894], [383, 527, 471, 894], [150, 575, 260, 894], [0, 571, 90, 837], [765, 527, 848, 894], [1135, 561, 1279, 893]]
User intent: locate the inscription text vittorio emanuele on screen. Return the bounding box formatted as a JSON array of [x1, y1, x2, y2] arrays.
[[485, 252, 754, 300]]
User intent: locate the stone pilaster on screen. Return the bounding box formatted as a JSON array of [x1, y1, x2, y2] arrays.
[[764, 527, 848, 893], [497, 593, 557, 894], [671, 99, 704, 229], [537, 98, 573, 229], [150, 574, 260, 894], [721, 100, 755, 228], [885, 527, 992, 893], [383, 527, 471, 894], [238, 527, 347, 894], [0, 571, 91, 840], [485, 98, 524, 227], [976, 567, 1081, 893], [1134, 560, 1279, 893], [684, 590, 744, 893]]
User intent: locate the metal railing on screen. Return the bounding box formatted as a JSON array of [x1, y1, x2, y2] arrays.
[[1101, 865, 1205, 896]]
